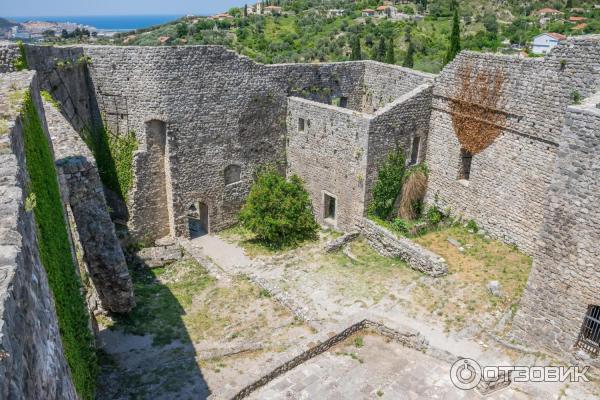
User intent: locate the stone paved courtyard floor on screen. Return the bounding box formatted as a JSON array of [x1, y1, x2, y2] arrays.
[[250, 334, 528, 400]]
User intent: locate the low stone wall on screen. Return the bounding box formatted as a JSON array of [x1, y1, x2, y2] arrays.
[[44, 100, 135, 314], [231, 319, 428, 399], [360, 218, 448, 277], [0, 71, 77, 399]]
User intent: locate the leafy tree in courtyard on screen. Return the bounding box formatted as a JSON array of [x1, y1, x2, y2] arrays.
[[385, 38, 395, 64], [444, 5, 461, 65], [239, 167, 318, 247], [350, 35, 362, 61], [369, 148, 407, 219]]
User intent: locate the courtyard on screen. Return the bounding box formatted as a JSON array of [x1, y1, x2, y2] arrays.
[[95, 225, 599, 399]]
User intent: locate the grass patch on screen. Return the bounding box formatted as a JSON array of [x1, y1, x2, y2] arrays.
[[413, 226, 532, 332], [22, 91, 97, 399], [108, 258, 214, 346], [82, 125, 137, 201]]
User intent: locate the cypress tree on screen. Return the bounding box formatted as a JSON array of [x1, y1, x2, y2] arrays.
[[385, 38, 395, 64], [403, 27, 415, 68], [445, 6, 461, 65], [376, 36, 386, 62], [351, 36, 362, 61]]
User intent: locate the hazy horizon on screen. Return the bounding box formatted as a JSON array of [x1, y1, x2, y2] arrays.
[[4, 1, 248, 19]]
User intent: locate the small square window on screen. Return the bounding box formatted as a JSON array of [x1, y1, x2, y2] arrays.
[[577, 305, 600, 356], [298, 118, 305, 132]]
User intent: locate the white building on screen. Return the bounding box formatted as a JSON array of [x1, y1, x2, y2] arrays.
[[327, 9, 345, 18], [532, 33, 567, 55]]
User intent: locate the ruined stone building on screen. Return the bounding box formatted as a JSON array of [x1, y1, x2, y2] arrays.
[[0, 35, 599, 396]]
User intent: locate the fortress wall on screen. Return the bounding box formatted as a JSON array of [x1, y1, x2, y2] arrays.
[[80, 46, 405, 240], [287, 97, 370, 231], [24, 45, 101, 133], [43, 100, 134, 313], [0, 71, 76, 399], [424, 52, 567, 254], [0, 42, 19, 73], [362, 61, 435, 113], [425, 37, 600, 254], [365, 84, 433, 209], [512, 94, 600, 367]]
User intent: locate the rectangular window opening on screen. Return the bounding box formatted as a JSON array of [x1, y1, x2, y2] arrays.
[[339, 96, 348, 108], [577, 305, 600, 356], [409, 136, 421, 166], [458, 149, 473, 181], [323, 193, 336, 222], [298, 118, 305, 132]]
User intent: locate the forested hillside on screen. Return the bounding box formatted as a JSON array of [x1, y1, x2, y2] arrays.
[[105, 1, 600, 72]]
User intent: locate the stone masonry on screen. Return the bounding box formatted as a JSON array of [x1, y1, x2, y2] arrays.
[[0, 71, 77, 399], [43, 99, 134, 313], [512, 92, 600, 368]]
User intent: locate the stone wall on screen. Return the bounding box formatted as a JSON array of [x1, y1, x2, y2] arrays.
[[0, 71, 77, 399], [424, 36, 600, 254], [0, 42, 19, 73], [287, 97, 371, 231], [512, 93, 600, 367], [360, 218, 448, 277], [365, 83, 433, 207], [43, 99, 134, 314], [362, 61, 435, 112]]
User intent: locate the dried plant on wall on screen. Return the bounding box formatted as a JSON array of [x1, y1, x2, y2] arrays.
[[450, 63, 506, 155]]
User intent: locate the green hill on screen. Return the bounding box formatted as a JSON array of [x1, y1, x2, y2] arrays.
[[99, 1, 600, 72]]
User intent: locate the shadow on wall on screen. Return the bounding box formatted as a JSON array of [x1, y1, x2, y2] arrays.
[[95, 252, 211, 399]]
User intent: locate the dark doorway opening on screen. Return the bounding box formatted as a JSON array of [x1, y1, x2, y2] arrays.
[[187, 202, 209, 239], [410, 136, 421, 166], [458, 149, 473, 180], [324, 193, 336, 222]]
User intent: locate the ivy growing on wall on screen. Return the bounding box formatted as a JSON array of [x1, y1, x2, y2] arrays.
[[83, 125, 138, 201], [450, 63, 506, 155], [368, 148, 406, 220], [21, 91, 97, 399]]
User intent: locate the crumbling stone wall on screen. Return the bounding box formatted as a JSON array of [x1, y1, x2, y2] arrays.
[[0, 42, 20, 73], [512, 93, 600, 367], [43, 100, 134, 314], [424, 37, 600, 254], [362, 62, 435, 113], [0, 71, 77, 399]]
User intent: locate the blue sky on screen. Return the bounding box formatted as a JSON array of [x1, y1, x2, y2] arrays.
[[5, 0, 248, 17]]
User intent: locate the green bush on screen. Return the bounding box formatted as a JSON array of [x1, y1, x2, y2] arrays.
[[239, 167, 318, 248], [22, 91, 97, 399], [13, 41, 28, 71], [426, 205, 445, 226], [369, 148, 406, 219]]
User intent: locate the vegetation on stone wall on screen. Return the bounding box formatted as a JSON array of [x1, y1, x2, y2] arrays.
[[368, 148, 406, 219], [398, 164, 428, 220], [239, 167, 318, 248], [12, 41, 28, 71], [83, 126, 138, 201], [21, 91, 97, 399], [450, 63, 506, 155]]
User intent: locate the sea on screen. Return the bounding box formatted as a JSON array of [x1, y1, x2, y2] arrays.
[[8, 15, 185, 31]]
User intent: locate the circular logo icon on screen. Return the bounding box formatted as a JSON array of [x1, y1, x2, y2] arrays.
[[450, 358, 482, 390]]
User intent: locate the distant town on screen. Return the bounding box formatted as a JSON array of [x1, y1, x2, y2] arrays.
[[0, 18, 121, 41]]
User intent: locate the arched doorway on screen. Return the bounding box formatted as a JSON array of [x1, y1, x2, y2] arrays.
[[187, 202, 208, 238]]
